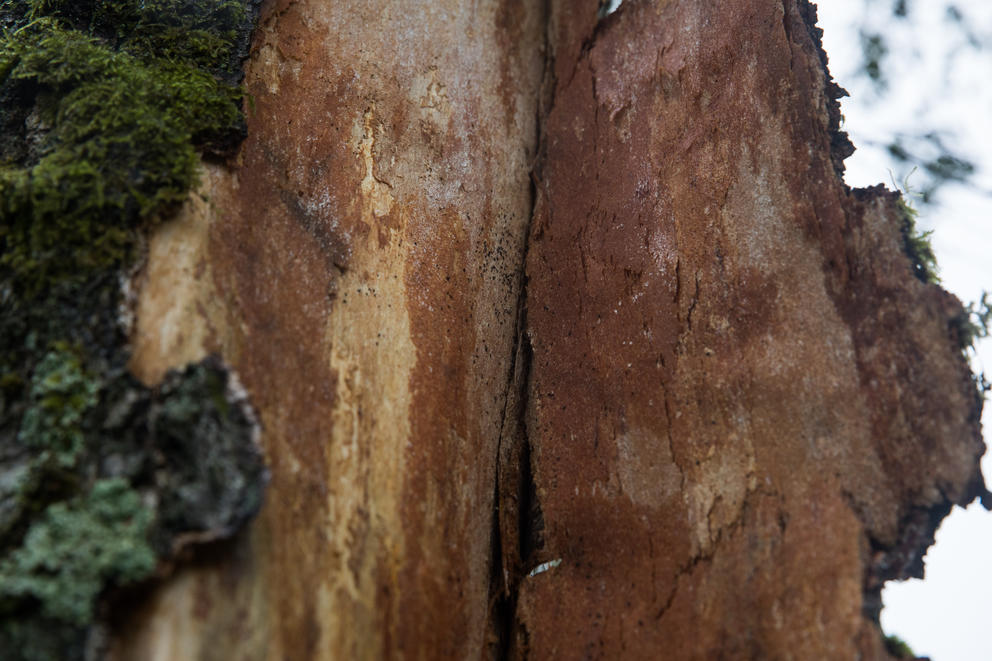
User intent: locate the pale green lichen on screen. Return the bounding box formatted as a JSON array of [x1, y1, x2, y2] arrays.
[[0, 478, 155, 626], [17, 346, 98, 468]]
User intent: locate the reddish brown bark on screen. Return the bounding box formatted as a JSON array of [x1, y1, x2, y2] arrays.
[[114, 1, 985, 659], [514, 1, 985, 658]]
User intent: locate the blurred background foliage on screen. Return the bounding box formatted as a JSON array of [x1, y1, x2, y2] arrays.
[[848, 0, 991, 204]]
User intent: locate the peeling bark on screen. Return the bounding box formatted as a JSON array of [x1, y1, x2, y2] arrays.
[[112, 0, 985, 659]]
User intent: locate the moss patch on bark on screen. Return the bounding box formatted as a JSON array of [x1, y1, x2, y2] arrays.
[[0, 2, 265, 658]]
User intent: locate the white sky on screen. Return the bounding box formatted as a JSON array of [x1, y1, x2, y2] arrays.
[[818, 2, 992, 659]]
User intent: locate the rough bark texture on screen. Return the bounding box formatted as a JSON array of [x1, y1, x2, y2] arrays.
[[112, 0, 986, 659], [513, 1, 986, 659], [115, 1, 544, 658]]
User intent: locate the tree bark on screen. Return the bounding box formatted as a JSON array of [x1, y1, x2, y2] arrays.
[[113, 0, 986, 659]]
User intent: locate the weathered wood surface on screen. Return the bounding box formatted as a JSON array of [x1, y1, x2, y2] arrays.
[[117, 1, 543, 658], [114, 1, 986, 659]]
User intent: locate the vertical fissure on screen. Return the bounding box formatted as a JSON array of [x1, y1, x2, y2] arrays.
[[488, 319, 540, 660], [487, 1, 558, 655], [488, 113, 546, 656], [515, 383, 544, 568]]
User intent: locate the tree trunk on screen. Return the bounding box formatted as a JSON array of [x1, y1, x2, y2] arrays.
[[112, 1, 986, 659]]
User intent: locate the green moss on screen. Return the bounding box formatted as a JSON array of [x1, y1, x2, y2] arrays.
[[883, 633, 916, 659], [895, 193, 939, 285], [951, 291, 992, 351], [0, 2, 266, 658], [1, 13, 244, 295], [26, 0, 250, 74]]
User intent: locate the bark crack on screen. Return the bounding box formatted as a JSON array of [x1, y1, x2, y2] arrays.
[[488, 163, 540, 661], [487, 2, 556, 658]]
